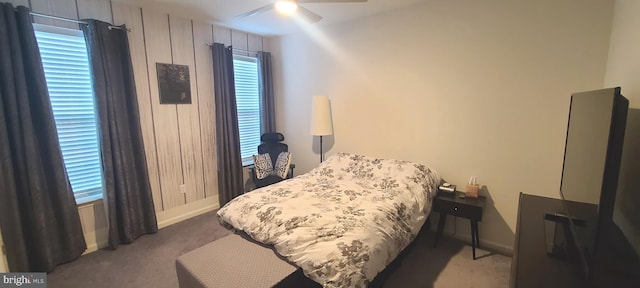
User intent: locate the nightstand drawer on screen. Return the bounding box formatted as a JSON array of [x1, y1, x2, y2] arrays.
[[434, 199, 483, 221]]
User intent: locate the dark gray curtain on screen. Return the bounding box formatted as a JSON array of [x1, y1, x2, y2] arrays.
[[81, 20, 157, 249], [257, 51, 276, 134], [212, 43, 244, 206], [0, 3, 86, 272]]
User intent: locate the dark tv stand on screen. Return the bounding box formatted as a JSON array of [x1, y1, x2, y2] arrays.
[[510, 193, 585, 288]]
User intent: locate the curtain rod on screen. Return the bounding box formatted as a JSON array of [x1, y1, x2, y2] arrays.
[[29, 12, 129, 31], [206, 43, 260, 54], [30, 12, 88, 25]]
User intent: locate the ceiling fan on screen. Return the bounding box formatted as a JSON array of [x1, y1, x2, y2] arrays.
[[237, 0, 368, 23]]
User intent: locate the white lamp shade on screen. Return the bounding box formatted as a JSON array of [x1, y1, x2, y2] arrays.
[[311, 95, 333, 136]]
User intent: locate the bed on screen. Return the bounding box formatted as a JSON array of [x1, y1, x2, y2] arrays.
[[216, 152, 440, 288]]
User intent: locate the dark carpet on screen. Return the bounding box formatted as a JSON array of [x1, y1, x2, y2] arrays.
[[48, 211, 511, 288]]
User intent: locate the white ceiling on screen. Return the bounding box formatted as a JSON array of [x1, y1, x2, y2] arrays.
[[118, 0, 428, 36]]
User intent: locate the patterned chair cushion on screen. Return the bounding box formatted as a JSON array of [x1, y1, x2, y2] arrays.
[[253, 153, 273, 180], [273, 152, 291, 179]]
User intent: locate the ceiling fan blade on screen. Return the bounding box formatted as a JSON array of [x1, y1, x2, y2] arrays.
[[298, 0, 367, 3], [236, 4, 274, 18], [297, 6, 323, 23]]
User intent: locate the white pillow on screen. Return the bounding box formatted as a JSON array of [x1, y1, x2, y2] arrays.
[[252, 153, 273, 180], [273, 152, 291, 179]]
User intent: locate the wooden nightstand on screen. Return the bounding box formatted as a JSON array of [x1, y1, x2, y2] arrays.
[[433, 191, 486, 259]]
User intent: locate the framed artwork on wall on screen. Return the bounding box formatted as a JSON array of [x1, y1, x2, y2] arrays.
[[156, 63, 191, 104]]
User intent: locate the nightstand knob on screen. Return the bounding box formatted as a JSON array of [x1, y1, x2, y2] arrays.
[[454, 207, 459, 211]]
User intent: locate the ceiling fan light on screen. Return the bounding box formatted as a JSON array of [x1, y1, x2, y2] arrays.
[[275, 1, 298, 15]]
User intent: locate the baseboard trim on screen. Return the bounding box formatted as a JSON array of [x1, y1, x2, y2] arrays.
[[156, 197, 220, 229], [447, 233, 513, 256], [428, 216, 514, 256], [82, 197, 220, 255]]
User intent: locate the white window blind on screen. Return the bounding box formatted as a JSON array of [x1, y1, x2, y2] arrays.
[[34, 24, 104, 204], [233, 54, 261, 164]]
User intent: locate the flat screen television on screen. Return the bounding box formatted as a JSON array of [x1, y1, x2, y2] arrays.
[[559, 87, 640, 287]]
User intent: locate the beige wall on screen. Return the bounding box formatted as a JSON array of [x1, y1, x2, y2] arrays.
[[605, 0, 640, 103], [604, 0, 640, 256], [270, 0, 614, 252], [4, 0, 268, 254]]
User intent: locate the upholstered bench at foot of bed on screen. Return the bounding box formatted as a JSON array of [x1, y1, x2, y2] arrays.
[[176, 233, 300, 288]]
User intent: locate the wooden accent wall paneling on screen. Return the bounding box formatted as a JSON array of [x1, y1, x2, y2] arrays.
[[30, 0, 79, 29], [141, 9, 185, 210], [262, 37, 271, 53], [111, 2, 163, 212], [77, 0, 112, 23], [169, 16, 206, 203], [20, 0, 269, 213], [110, 4, 267, 210], [191, 21, 218, 199], [213, 26, 232, 46], [232, 30, 249, 56], [78, 201, 108, 250], [248, 34, 263, 54]]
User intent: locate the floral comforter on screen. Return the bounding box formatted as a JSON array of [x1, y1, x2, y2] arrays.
[[217, 153, 441, 288]]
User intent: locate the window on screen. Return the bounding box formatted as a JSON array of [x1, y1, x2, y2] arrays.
[[34, 24, 104, 204], [233, 54, 261, 165]]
